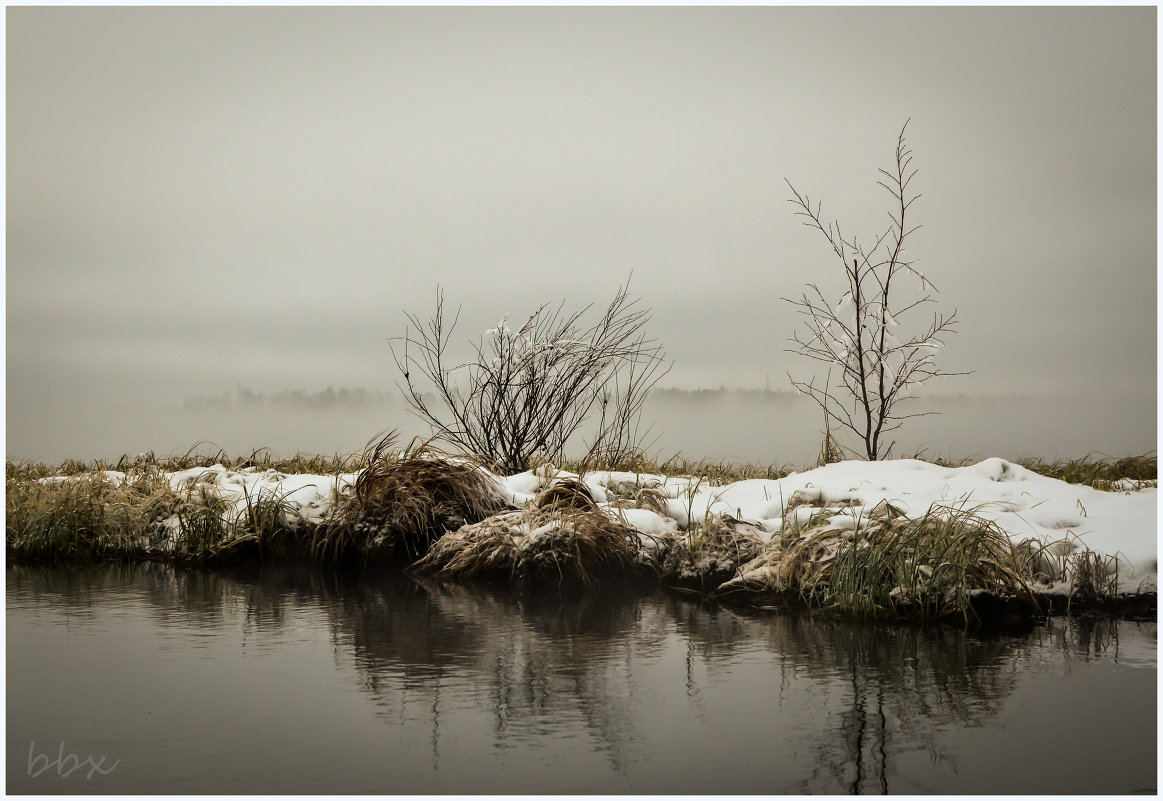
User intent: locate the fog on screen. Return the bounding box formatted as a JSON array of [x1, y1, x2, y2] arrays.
[[6, 7, 1156, 467], [6, 383, 1153, 469]]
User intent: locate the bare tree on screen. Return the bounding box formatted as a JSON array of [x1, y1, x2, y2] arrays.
[[783, 120, 962, 460], [390, 283, 669, 474]]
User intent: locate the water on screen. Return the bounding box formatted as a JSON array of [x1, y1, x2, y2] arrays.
[[7, 564, 1156, 794]]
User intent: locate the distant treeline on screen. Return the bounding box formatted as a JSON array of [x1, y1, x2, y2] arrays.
[[650, 387, 801, 402], [649, 387, 1035, 404], [184, 385, 1036, 412], [183, 387, 397, 411]]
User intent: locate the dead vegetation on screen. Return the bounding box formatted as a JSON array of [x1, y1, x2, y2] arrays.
[[312, 433, 511, 564], [1016, 452, 1157, 491], [660, 514, 766, 593], [715, 502, 1040, 624], [7, 444, 1155, 622], [412, 482, 651, 587]]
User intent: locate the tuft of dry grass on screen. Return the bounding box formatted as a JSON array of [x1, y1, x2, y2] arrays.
[[660, 514, 766, 593], [412, 493, 649, 587], [312, 432, 512, 564], [532, 477, 599, 512], [716, 502, 1038, 624], [6, 468, 182, 562]]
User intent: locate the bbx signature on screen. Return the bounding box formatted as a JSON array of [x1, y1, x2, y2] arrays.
[[27, 741, 120, 779]]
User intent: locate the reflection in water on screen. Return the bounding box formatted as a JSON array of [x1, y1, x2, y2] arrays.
[[7, 564, 1156, 794]]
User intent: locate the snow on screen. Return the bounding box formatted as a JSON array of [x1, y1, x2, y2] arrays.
[[492, 457, 1157, 594], [78, 456, 1156, 595]]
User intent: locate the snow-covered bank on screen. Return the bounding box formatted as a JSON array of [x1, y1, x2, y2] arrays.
[[534, 457, 1156, 595], [92, 455, 1156, 597]]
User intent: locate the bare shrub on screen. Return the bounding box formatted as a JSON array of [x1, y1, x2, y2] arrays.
[[391, 282, 669, 475], [784, 120, 963, 460]]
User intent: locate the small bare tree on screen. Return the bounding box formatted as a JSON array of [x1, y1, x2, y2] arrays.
[[390, 283, 669, 474], [783, 120, 962, 460]]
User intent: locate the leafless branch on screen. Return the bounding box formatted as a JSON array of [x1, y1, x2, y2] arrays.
[[389, 282, 670, 474], [782, 120, 967, 459]]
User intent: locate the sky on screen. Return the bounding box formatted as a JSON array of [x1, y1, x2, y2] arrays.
[[6, 6, 1157, 464]]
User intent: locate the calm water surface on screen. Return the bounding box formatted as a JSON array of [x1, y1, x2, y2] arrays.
[[6, 564, 1156, 794]]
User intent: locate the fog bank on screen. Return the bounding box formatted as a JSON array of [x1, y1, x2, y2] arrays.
[[7, 386, 1154, 469]]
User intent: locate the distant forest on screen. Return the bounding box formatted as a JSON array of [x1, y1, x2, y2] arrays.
[[183, 387, 397, 410]]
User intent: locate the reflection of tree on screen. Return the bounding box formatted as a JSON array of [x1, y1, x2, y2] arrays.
[[331, 577, 659, 774], [775, 619, 1026, 793], [12, 563, 1139, 793]]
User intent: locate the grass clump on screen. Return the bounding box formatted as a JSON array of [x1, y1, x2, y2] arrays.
[[412, 483, 650, 587], [172, 489, 233, 560], [822, 504, 1033, 622], [7, 469, 179, 562], [313, 433, 511, 564], [205, 485, 308, 562], [660, 514, 766, 593], [716, 502, 1036, 624], [1017, 535, 1131, 608]]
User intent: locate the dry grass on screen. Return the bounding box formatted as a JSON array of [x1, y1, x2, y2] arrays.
[[1016, 535, 1127, 607], [532, 477, 599, 512], [716, 502, 1037, 624], [660, 514, 766, 593], [9, 443, 1154, 620], [10, 445, 367, 479], [7, 468, 181, 562], [561, 452, 794, 485], [1016, 452, 1156, 490], [312, 432, 512, 564], [412, 487, 649, 587]]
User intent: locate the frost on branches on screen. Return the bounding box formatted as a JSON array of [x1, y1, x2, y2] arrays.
[[783, 120, 963, 461]]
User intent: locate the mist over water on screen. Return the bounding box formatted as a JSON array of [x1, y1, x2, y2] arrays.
[[7, 385, 1155, 468]]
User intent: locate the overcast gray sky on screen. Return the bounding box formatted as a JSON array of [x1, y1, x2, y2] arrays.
[[6, 6, 1157, 463]]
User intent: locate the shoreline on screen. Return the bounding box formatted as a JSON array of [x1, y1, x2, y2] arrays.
[[7, 447, 1157, 629]]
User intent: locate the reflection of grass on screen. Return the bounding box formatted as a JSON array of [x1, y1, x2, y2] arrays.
[[9, 559, 1141, 793]]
